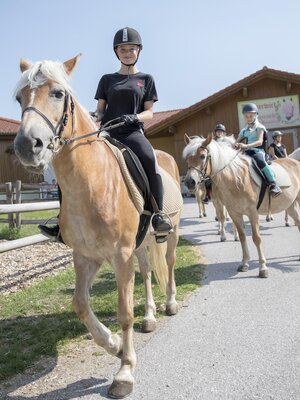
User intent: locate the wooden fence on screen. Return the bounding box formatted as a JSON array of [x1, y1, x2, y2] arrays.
[[0, 181, 59, 253], [0, 180, 59, 228]]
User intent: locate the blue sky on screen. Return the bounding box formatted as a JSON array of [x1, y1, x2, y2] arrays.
[[1, 0, 300, 120]]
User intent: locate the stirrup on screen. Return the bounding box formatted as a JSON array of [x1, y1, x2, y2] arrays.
[[149, 212, 174, 237]]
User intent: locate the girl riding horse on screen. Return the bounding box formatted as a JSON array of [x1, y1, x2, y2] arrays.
[[40, 27, 172, 242], [234, 103, 282, 197]]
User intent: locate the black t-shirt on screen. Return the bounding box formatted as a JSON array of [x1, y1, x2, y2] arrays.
[[94, 72, 158, 135], [269, 142, 286, 158]]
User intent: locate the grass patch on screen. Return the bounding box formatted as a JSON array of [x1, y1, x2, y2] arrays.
[[0, 238, 204, 381], [0, 210, 57, 239]]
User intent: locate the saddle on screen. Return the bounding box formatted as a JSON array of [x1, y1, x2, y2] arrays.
[[249, 161, 291, 209], [100, 134, 182, 248]]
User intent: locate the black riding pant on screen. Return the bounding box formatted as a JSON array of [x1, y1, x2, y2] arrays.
[[111, 130, 163, 210]]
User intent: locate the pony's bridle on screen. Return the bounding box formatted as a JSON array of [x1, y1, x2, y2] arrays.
[[187, 146, 211, 183], [21, 91, 75, 152]]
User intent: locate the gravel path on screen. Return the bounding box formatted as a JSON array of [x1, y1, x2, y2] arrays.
[[0, 241, 73, 295], [1, 198, 300, 400]]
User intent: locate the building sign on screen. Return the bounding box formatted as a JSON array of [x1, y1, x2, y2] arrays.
[[237, 95, 300, 130]]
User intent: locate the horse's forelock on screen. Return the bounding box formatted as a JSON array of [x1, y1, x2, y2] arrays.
[[182, 137, 204, 159], [15, 60, 72, 96]]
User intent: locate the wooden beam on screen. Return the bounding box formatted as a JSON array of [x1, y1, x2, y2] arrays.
[[168, 125, 177, 135], [205, 107, 212, 116], [242, 87, 248, 98], [0, 234, 50, 253], [0, 201, 59, 214], [286, 81, 292, 93]]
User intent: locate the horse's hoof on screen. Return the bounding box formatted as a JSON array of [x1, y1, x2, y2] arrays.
[[220, 237, 227, 242], [266, 217, 270, 222], [237, 264, 249, 272], [108, 380, 133, 399], [234, 237, 239, 242], [259, 269, 269, 278], [285, 222, 290, 227], [166, 303, 178, 316], [215, 216, 219, 221], [203, 213, 207, 217], [199, 215, 203, 218], [141, 318, 157, 333]]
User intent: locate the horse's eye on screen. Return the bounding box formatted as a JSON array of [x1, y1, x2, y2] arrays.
[[16, 96, 21, 104], [50, 90, 64, 99], [199, 154, 206, 160]]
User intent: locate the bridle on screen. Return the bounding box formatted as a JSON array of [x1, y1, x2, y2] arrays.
[[187, 146, 211, 183], [21, 91, 75, 151], [187, 144, 242, 183], [21, 91, 125, 152]]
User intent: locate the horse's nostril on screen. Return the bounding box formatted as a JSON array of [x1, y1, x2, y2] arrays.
[[34, 138, 43, 149]]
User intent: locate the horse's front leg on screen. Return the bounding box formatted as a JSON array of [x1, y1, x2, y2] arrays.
[[214, 200, 227, 241], [249, 214, 268, 278], [196, 190, 203, 218], [72, 252, 122, 356], [135, 247, 157, 333], [230, 212, 250, 272], [108, 253, 136, 399]]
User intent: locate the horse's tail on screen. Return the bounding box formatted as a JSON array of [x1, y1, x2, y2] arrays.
[[149, 241, 168, 294]]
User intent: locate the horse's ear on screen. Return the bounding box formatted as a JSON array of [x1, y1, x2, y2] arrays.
[[184, 133, 191, 145], [20, 58, 31, 72], [63, 54, 82, 75], [202, 132, 213, 147]]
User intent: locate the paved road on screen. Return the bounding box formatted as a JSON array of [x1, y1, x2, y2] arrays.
[[4, 198, 300, 400], [128, 198, 300, 400]]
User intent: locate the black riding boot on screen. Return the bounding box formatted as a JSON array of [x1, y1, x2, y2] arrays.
[[38, 186, 64, 243]]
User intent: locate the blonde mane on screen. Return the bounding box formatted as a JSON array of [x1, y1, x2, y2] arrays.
[[15, 60, 72, 96]]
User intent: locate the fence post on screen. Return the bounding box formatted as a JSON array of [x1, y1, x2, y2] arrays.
[[5, 182, 15, 229], [15, 180, 22, 229]]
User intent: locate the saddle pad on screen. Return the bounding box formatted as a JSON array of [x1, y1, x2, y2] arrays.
[[249, 162, 292, 188], [102, 138, 183, 216]]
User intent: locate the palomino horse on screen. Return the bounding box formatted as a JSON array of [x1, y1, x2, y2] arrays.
[[183, 133, 300, 278], [184, 135, 238, 242], [13, 55, 182, 398]]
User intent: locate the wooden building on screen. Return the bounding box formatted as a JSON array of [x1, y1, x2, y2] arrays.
[[145, 67, 300, 174], [0, 117, 42, 184]]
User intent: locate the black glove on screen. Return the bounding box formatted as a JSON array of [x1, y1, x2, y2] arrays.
[[120, 114, 139, 126]]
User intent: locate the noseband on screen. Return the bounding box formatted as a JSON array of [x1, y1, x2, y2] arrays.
[[21, 91, 75, 151]]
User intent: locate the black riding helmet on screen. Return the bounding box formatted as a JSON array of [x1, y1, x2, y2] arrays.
[[242, 103, 258, 114], [214, 123, 226, 132], [113, 27, 143, 66]]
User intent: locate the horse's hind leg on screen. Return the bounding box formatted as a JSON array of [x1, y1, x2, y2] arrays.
[[109, 253, 136, 399], [286, 200, 300, 259], [72, 252, 122, 357], [165, 222, 179, 316], [135, 247, 157, 333], [285, 210, 290, 227]]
